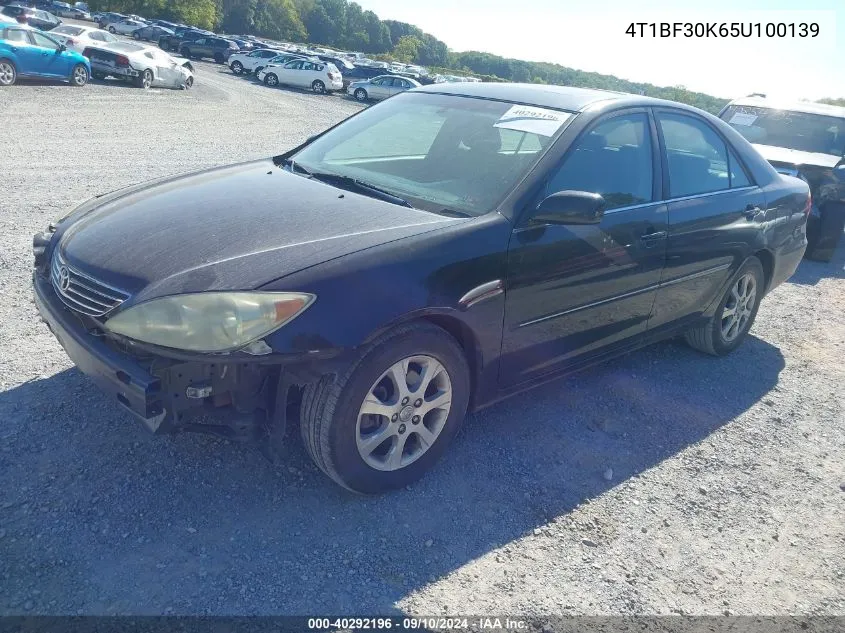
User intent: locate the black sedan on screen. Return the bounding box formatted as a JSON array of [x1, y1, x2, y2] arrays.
[[32, 84, 810, 493], [131, 24, 173, 42], [1, 5, 60, 29]]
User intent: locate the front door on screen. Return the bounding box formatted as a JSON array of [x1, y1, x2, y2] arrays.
[[28, 30, 67, 78], [648, 109, 767, 332], [500, 109, 667, 388]]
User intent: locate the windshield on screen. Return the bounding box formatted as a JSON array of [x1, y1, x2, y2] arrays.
[[291, 92, 572, 216], [722, 105, 845, 157]]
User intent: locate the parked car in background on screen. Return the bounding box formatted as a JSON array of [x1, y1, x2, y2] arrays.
[[95, 12, 124, 28], [49, 23, 116, 53], [227, 47, 281, 75], [84, 41, 193, 89], [721, 96, 845, 261], [158, 27, 209, 52], [1, 5, 60, 30], [149, 19, 180, 29], [0, 22, 89, 85], [106, 19, 145, 35], [32, 84, 811, 492], [179, 35, 238, 63], [74, 1, 89, 11], [257, 58, 342, 93], [131, 24, 172, 42], [348, 74, 420, 102], [230, 38, 253, 52], [50, 2, 88, 19], [343, 64, 385, 84]]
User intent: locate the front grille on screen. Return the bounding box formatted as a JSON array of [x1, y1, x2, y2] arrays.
[[50, 251, 129, 318]]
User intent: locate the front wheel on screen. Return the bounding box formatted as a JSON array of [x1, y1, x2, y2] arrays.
[[300, 322, 470, 493], [354, 88, 367, 101], [108, 26, 115, 33], [311, 79, 325, 94], [684, 257, 765, 356], [263, 72, 278, 87], [0, 60, 16, 86], [70, 63, 88, 87], [135, 68, 153, 89], [230, 60, 243, 75], [132, 31, 140, 40]]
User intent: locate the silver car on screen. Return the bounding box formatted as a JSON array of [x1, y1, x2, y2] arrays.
[[347, 75, 421, 102]]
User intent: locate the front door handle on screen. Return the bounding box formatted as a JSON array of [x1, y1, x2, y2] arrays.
[[744, 204, 764, 220], [640, 230, 667, 247]]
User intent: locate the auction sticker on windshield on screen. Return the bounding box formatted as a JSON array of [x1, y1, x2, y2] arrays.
[[729, 112, 759, 126], [494, 105, 572, 136]]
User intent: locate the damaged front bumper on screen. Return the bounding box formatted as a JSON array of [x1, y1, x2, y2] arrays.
[[32, 272, 336, 439]]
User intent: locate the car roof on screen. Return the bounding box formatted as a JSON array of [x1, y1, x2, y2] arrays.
[[413, 82, 699, 113], [725, 96, 845, 119]]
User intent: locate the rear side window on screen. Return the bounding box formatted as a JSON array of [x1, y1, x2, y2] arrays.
[[728, 149, 751, 188], [546, 112, 654, 210], [658, 112, 730, 197], [4, 29, 30, 43]]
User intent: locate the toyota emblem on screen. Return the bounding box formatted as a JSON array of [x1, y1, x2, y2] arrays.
[[58, 266, 70, 291]]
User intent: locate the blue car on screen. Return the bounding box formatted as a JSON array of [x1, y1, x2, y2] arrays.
[[0, 22, 89, 86]]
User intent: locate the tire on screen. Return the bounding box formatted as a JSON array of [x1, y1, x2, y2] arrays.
[[684, 257, 765, 356], [300, 322, 470, 494], [213, 53, 223, 64], [263, 72, 278, 87], [311, 79, 325, 94], [180, 48, 190, 59], [135, 68, 153, 89], [69, 63, 88, 87], [184, 75, 193, 89], [230, 60, 243, 75], [0, 59, 16, 86], [92, 71, 105, 80], [132, 31, 140, 40], [108, 26, 115, 33], [805, 202, 845, 263], [254, 66, 263, 75], [354, 88, 367, 102]]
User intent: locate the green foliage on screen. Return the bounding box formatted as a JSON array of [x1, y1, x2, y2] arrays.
[[253, 0, 306, 41], [818, 98, 845, 107], [392, 35, 420, 63]]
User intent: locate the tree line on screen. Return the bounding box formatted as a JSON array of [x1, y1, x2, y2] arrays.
[[88, 0, 736, 113]]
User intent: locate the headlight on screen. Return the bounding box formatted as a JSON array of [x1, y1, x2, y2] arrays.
[[103, 291, 315, 353]]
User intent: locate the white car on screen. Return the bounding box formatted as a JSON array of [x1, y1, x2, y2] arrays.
[[226, 48, 282, 75], [84, 41, 194, 89], [106, 19, 145, 35], [257, 58, 342, 93], [49, 24, 117, 54]]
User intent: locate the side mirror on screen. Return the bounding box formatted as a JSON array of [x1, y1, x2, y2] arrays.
[[58, 44, 66, 52], [531, 190, 606, 225]]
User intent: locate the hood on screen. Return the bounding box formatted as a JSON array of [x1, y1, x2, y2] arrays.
[[752, 143, 843, 170], [56, 159, 457, 303]]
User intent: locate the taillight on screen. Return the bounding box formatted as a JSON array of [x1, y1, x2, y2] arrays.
[[803, 191, 812, 217], [16, 15, 27, 23], [328, 72, 338, 79], [66, 38, 76, 46], [115, 55, 130, 67]]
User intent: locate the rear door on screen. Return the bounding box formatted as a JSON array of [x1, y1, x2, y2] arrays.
[[648, 108, 766, 332], [3, 27, 42, 75], [501, 109, 668, 387]]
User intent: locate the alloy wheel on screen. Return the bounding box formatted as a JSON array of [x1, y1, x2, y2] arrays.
[[312, 80, 325, 93], [71, 64, 88, 86], [355, 355, 452, 472], [355, 88, 367, 101], [0, 61, 15, 85], [721, 272, 756, 342]]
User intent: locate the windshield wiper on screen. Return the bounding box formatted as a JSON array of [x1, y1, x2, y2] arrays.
[[307, 172, 415, 209], [278, 157, 312, 177], [432, 208, 473, 218]]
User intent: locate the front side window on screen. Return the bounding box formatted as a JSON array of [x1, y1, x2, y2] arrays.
[[30, 31, 59, 49], [4, 28, 30, 43], [721, 104, 845, 157], [546, 112, 654, 210], [658, 112, 729, 197], [292, 92, 570, 216], [284, 60, 302, 69]]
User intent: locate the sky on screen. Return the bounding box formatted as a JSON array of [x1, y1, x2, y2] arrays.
[[355, 0, 844, 102]]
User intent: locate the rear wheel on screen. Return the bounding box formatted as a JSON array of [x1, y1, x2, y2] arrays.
[[263, 72, 278, 87], [0, 60, 16, 86], [213, 52, 223, 64], [684, 257, 764, 356], [311, 79, 325, 94], [354, 88, 368, 101], [230, 60, 243, 75], [70, 63, 88, 86], [300, 322, 470, 493], [92, 70, 106, 80], [135, 68, 153, 89]]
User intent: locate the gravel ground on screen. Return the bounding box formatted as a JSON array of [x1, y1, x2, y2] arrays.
[[0, 56, 844, 618]]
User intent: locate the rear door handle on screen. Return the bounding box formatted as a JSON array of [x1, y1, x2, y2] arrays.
[[744, 204, 764, 220]]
